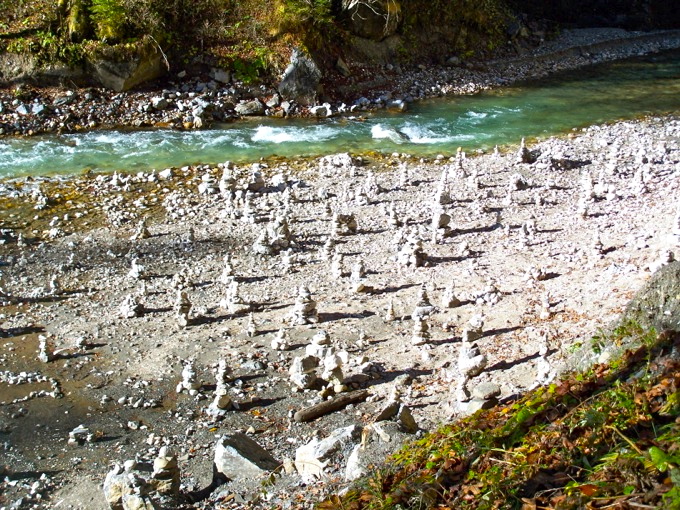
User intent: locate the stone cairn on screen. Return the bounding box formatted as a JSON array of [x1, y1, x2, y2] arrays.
[[442, 280, 461, 308], [331, 249, 344, 280], [120, 293, 144, 319], [176, 359, 201, 396], [331, 213, 358, 237], [245, 312, 258, 337], [320, 237, 335, 262], [455, 336, 488, 404], [517, 137, 532, 164], [384, 299, 397, 322], [306, 330, 334, 359], [411, 317, 431, 346], [219, 163, 236, 198], [38, 334, 56, 363], [289, 285, 319, 325], [175, 290, 192, 328], [220, 279, 250, 315], [289, 355, 320, 390], [397, 233, 427, 268], [350, 259, 373, 293], [431, 209, 452, 244], [219, 253, 234, 284], [128, 257, 146, 280], [130, 219, 151, 240], [271, 328, 291, 351], [206, 359, 233, 417], [198, 168, 218, 195], [412, 284, 435, 319]]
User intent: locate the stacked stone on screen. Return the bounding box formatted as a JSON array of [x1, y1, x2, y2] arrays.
[[289, 285, 319, 325], [206, 359, 233, 417], [175, 290, 192, 328], [176, 359, 201, 396], [289, 355, 320, 390]]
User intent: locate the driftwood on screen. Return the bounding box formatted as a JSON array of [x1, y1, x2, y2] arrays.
[[293, 390, 369, 422]]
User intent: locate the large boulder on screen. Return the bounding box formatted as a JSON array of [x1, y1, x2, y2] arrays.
[[619, 261, 680, 332], [340, 0, 402, 41], [213, 433, 280, 480], [294, 424, 361, 479], [278, 49, 322, 106], [87, 41, 165, 92]]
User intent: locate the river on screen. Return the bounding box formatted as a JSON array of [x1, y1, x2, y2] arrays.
[[0, 48, 678, 178]]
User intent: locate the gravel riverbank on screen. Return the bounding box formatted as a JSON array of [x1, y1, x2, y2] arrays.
[[0, 28, 679, 137], [0, 112, 678, 508]]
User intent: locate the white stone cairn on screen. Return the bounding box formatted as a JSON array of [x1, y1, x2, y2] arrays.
[[176, 359, 201, 396], [252, 227, 275, 256], [320, 237, 335, 262], [289, 285, 319, 325], [431, 209, 452, 244], [350, 259, 372, 293], [321, 352, 346, 393], [442, 280, 461, 308], [331, 213, 358, 237], [331, 249, 344, 280], [397, 234, 426, 268], [271, 328, 291, 351], [456, 339, 487, 402], [384, 299, 397, 322], [120, 293, 144, 318], [219, 163, 236, 198], [411, 317, 430, 346], [289, 355, 320, 390], [219, 253, 234, 284], [462, 314, 484, 342], [306, 330, 334, 358], [412, 284, 435, 319], [128, 257, 146, 280], [245, 312, 258, 337], [198, 168, 218, 194], [206, 359, 233, 417], [131, 219, 151, 240], [517, 137, 531, 164], [38, 334, 56, 363]]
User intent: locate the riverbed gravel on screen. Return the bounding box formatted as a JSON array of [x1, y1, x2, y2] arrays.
[[0, 110, 678, 508]]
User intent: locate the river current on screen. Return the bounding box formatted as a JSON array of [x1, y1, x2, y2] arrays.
[[0, 48, 678, 178]]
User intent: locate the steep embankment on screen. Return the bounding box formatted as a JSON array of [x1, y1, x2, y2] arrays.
[[0, 0, 676, 98]]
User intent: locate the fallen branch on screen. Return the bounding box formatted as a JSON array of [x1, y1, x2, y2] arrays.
[[294, 390, 369, 422]]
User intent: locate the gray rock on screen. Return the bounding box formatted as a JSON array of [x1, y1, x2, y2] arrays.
[[151, 97, 168, 110], [88, 41, 165, 92], [294, 424, 361, 479], [15, 104, 29, 116], [471, 382, 501, 401], [278, 48, 322, 106], [374, 401, 399, 422], [618, 261, 680, 332], [235, 99, 265, 116], [396, 405, 418, 433], [212, 69, 231, 84], [31, 103, 47, 116], [214, 433, 280, 480]]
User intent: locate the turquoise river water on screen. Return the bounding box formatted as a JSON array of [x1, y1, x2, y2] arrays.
[[0, 48, 679, 178]]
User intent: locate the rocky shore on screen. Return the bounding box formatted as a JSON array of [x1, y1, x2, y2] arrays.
[[0, 28, 679, 137], [0, 110, 678, 508]]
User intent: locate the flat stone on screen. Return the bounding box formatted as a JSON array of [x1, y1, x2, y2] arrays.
[[214, 433, 280, 480], [471, 382, 501, 401]]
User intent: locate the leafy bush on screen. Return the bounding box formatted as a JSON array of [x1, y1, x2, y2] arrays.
[[90, 0, 127, 41]]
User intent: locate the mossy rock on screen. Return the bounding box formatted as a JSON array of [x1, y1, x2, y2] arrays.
[[619, 261, 680, 332]]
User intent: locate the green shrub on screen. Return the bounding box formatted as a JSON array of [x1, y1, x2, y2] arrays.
[[90, 0, 127, 41]]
